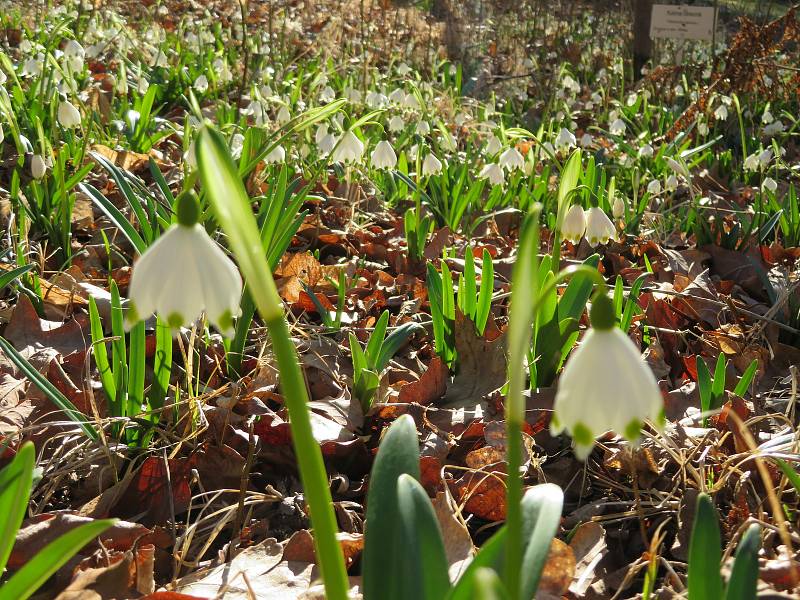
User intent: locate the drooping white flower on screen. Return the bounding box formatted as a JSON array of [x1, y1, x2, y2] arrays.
[[551, 292, 664, 460], [345, 87, 362, 104], [264, 144, 285, 164], [31, 154, 47, 179], [647, 179, 661, 195], [371, 140, 397, 170], [743, 152, 760, 172], [758, 148, 773, 169], [194, 74, 209, 93], [479, 162, 504, 186], [762, 177, 778, 193], [276, 105, 291, 125], [612, 196, 625, 219], [665, 174, 679, 192], [230, 133, 245, 159], [609, 118, 626, 136], [665, 157, 690, 180], [584, 207, 615, 247], [484, 134, 503, 156], [128, 191, 242, 336], [555, 128, 576, 152], [764, 121, 785, 137], [57, 100, 81, 128], [214, 58, 232, 83], [402, 93, 420, 110], [319, 85, 335, 103], [762, 109, 774, 124], [713, 104, 728, 121], [331, 130, 364, 163], [315, 123, 329, 145], [396, 62, 411, 76], [416, 120, 430, 136], [498, 147, 524, 171], [63, 39, 85, 72], [388, 88, 405, 104], [422, 153, 443, 176], [365, 91, 387, 108], [638, 143, 654, 158], [561, 204, 587, 244], [388, 115, 405, 132], [579, 133, 593, 148]]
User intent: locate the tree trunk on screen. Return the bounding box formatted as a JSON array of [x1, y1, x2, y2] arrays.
[[633, 0, 654, 79]]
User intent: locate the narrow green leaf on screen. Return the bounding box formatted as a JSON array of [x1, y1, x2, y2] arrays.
[[148, 317, 172, 412], [88, 296, 116, 405], [688, 493, 724, 600], [711, 353, 727, 408], [696, 356, 712, 421], [733, 359, 758, 398], [366, 311, 390, 368], [723, 524, 761, 600], [80, 183, 147, 254], [774, 458, 800, 495], [520, 483, 564, 599], [0, 442, 34, 574], [0, 264, 34, 290], [463, 249, 477, 320], [475, 249, 494, 336]]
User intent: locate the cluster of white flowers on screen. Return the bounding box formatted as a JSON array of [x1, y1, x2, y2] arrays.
[[561, 205, 616, 247]]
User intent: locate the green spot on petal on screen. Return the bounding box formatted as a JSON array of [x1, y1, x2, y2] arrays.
[[167, 312, 184, 329], [572, 422, 594, 446], [216, 309, 234, 333], [624, 418, 643, 442]]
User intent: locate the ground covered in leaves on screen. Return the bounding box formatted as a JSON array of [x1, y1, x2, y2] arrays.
[[1, 0, 800, 598]]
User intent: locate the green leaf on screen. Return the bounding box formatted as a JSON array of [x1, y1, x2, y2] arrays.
[[462, 249, 477, 320], [88, 296, 116, 406], [448, 529, 507, 600], [520, 483, 564, 599], [774, 458, 800, 495], [723, 524, 760, 600], [0, 264, 34, 290], [733, 359, 758, 398], [696, 356, 712, 424], [80, 183, 147, 254], [688, 493, 723, 600], [396, 474, 450, 599], [470, 568, 510, 600], [363, 415, 420, 600], [0, 519, 116, 600], [376, 322, 424, 374], [366, 310, 390, 368], [711, 353, 727, 409], [475, 249, 494, 336], [0, 337, 97, 440], [0, 442, 34, 574], [127, 320, 146, 421], [148, 317, 172, 413]]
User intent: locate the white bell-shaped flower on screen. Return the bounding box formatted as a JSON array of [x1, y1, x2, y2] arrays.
[[128, 191, 242, 336], [498, 146, 524, 171], [422, 152, 443, 176], [388, 88, 405, 104], [609, 118, 626, 136], [555, 128, 576, 152], [331, 130, 364, 163], [388, 115, 405, 132], [194, 74, 209, 93], [31, 154, 47, 179], [415, 120, 430, 136], [485, 134, 503, 156], [479, 163, 504, 186], [371, 140, 397, 170], [561, 204, 587, 244], [0, 122, 4, 145], [276, 105, 291, 125], [57, 100, 82, 128], [762, 177, 778, 193], [612, 196, 625, 219], [579, 133, 593, 148], [264, 144, 285, 164], [551, 292, 664, 460], [402, 93, 420, 110], [713, 104, 728, 121], [665, 174, 679, 192], [638, 143, 654, 158], [646, 179, 661, 195], [319, 86, 335, 103], [584, 207, 615, 247]]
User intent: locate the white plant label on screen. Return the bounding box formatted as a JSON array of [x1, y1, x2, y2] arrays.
[[650, 4, 717, 41]]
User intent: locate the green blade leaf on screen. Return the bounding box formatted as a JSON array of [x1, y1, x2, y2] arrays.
[[520, 483, 564, 599], [688, 493, 723, 600], [733, 359, 758, 398], [365, 310, 390, 368], [723, 524, 761, 600], [0, 442, 34, 574], [375, 322, 424, 374], [474, 249, 494, 336]]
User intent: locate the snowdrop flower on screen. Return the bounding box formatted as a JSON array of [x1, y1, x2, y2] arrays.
[[454, 112, 470, 127], [276, 105, 291, 125], [555, 128, 576, 152], [665, 157, 690, 180], [230, 133, 245, 159], [388, 115, 405, 132], [713, 104, 728, 121], [315, 123, 330, 145], [665, 174, 679, 192], [194, 74, 209, 93], [612, 196, 625, 219], [137, 75, 150, 95], [498, 147, 524, 171], [479, 162, 504, 186], [402, 93, 420, 111], [551, 292, 664, 460], [764, 121, 785, 137], [345, 87, 362, 104], [264, 144, 285, 164], [561, 204, 587, 244], [646, 179, 661, 195], [331, 130, 364, 163], [762, 109, 774, 124], [579, 133, 593, 148], [485, 134, 503, 156], [371, 140, 397, 170], [743, 152, 761, 172], [396, 62, 411, 76], [388, 88, 405, 104], [319, 86, 335, 103], [0, 70, 5, 85], [697, 121, 709, 136], [31, 154, 47, 179], [584, 207, 615, 246], [422, 153, 443, 176], [63, 39, 85, 72], [22, 55, 43, 77], [758, 148, 773, 169], [638, 144, 654, 158], [365, 91, 387, 108], [416, 120, 430, 136], [408, 144, 419, 161], [609, 118, 626, 136], [57, 100, 81, 128], [128, 191, 242, 336], [214, 58, 232, 83], [762, 177, 778, 193]]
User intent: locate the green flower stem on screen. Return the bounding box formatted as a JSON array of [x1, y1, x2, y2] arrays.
[[196, 127, 349, 600], [504, 204, 607, 599]]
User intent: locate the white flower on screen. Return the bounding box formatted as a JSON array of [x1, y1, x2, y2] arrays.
[[609, 118, 626, 136], [551, 293, 664, 460], [555, 128, 576, 152], [485, 134, 503, 156], [366, 91, 387, 108], [454, 112, 470, 126], [0, 123, 4, 145], [345, 87, 362, 104], [396, 62, 411, 76], [371, 140, 397, 170], [697, 121, 709, 136], [498, 147, 524, 171], [408, 144, 419, 161], [762, 109, 774, 125], [479, 163, 504, 186], [128, 192, 242, 336], [230, 133, 245, 159], [764, 121, 785, 137], [319, 86, 335, 103], [665, 174, 679, 191], [315, 123, 329, 145], [276, 105, 291, 125], [743, 152, 760, 172], [402, 93, 420, 110], [63, 39, 85, 72], [388, 88, 405, 104], [57, 100, 81, 128], [665, 157, 690, 180], [612, 196, 625, 219], [422, 153, 443, 176], [713, 104, 728, 121], [762, 177, 778, 193], [416, 121, 430, 136], [561, 204, 587, 244], [584, 207, 615, 246], [646, 179, 661, 195], [758, 148, 773, 169], [31, 154, 47, 179], [264, 145, 285, 164], [194, 74, 209, 93], [638, 143, 654, 158], [331, 130, 364, 163], [214, 58, 232, 83], [579, 133, 593, 148], [388, 115, 405, 132]]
